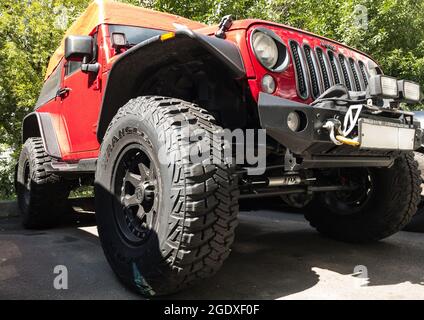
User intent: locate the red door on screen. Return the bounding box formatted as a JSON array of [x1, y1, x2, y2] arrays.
[[60, 59, 102, 159]]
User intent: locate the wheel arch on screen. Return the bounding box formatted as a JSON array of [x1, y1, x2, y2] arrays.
[[22, 112, 61, 158], [97, 29, 249, 142], [22, 113, 41, 143]]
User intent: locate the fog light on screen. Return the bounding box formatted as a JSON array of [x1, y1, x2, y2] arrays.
[[398, 80, 422, 103], [368, 75, 399, 99], [261, 74, 276, 94], [381, 76, 398, 97], [287, 111, 300, 132]]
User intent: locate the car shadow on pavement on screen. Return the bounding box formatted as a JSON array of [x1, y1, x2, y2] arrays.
[[171, 216, 424, 299], [1, 197, 424, 299], [404, 212, 424, 233], [59, 197, 98, 228], [170, 198, 424, 299]]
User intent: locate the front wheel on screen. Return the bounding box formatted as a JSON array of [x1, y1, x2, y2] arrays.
[[305, 153, 421, 243], [95, 96, 239, 296]]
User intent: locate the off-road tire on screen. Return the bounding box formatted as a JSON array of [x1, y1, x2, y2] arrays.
[[95, 96, 239, 296], [16, 138, 70, 228], [413, 151, 424, 215], [305, 152, 421, 243]]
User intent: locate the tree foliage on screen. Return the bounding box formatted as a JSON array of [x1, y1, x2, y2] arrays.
[[0, 0, 88, 147], [0, 0, 423, 198]]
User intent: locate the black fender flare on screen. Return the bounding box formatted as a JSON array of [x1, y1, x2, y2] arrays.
[[96, 28, 246, 142], [22, 112, 61, 158]]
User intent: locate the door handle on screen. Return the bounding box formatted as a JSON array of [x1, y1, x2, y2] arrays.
[[56, 87, 71, 98]]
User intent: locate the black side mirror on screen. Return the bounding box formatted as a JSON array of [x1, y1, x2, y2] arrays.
[[65, 35, 99, 74], [65, 35, 93, 60]]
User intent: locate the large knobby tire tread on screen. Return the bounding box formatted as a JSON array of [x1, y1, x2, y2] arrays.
[[304, 152, 421, 243], [99, 96, 239, 295], [17, 138, 69, 229]]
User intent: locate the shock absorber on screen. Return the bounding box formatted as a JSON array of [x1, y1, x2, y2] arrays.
[[267, 174, 302, 187], [249, 173, 303, 187]]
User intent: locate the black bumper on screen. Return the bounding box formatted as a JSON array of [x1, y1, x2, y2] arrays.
[[258, 92, 422, 155]]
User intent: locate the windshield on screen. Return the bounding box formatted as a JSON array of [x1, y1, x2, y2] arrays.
[[108, 25, 166, 45]]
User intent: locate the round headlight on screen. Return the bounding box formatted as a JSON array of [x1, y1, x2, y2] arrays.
[[252, 31, 279, 69]]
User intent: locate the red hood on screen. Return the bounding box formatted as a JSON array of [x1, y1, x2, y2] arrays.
[[195, 19, 374, 61], [196, 19, 378, 104]]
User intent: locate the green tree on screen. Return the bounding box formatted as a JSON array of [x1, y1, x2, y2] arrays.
[[266, 0, 424, 86], [0, 0, 89, 147], [0, 0, 89, 198], [0, 0, 423, 199]]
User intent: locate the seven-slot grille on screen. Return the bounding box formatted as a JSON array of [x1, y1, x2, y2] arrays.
[[289, 40, 370, 100]]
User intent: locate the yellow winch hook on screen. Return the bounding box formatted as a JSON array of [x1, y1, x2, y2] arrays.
[[335, 135, 360, 147]]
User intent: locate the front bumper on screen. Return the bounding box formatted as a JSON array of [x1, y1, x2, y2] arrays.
[[258, 92, 422, 155]]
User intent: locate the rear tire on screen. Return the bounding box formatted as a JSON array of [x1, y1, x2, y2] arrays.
[[16, 138, 70, 228], [305, 153, 421, 243], [95, 96, 239, 296]]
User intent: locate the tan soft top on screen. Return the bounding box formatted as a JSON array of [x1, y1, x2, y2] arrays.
[[45, 0, 206, 79]]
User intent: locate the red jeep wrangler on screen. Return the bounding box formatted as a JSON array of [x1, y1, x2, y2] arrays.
[[16, 1, 423, 296]]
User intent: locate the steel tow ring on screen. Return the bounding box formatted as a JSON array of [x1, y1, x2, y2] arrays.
[[323, 120, 360, 147], [323, 120, 343, 145]]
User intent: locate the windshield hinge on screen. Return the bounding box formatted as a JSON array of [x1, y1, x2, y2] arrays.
[[215, 15, 233, 39]]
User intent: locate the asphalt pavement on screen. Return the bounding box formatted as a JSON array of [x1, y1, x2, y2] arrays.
[[1, 200, 424, 300]]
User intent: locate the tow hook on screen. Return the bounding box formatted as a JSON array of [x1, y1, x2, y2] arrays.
[[323, 119, 360, 147]]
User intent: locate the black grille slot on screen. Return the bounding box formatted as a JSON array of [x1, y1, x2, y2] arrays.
[[316, 48, 331, 90], [304, 45, 320, 98], [349, 58, 361, 91], [290, 41, 308, 99], [339, 54, 352, 90], [328, 51, 341, 84], [358, 61, 369, 87]]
